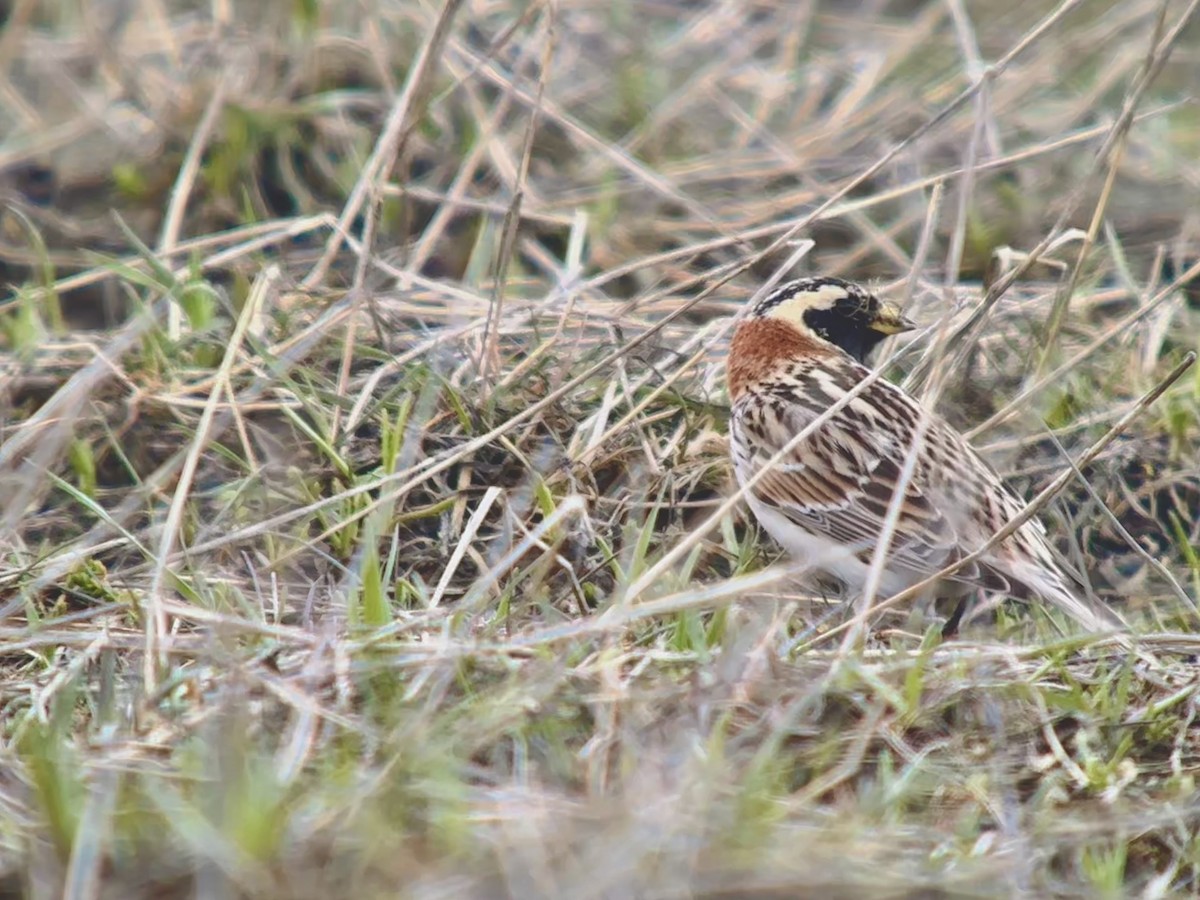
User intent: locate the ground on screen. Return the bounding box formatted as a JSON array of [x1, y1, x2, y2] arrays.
[[2, 0, 1200, 897]]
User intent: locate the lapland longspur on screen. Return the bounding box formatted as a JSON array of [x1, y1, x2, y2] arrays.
[[727, 276, 1119, 635]]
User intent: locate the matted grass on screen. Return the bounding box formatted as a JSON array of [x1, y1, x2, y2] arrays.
[[2, 0, 1200, 896]]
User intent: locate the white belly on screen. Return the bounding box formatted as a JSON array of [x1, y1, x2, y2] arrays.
[[743, 491, 921, 598]]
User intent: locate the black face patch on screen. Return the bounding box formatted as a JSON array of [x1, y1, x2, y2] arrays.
[[802, 294, 889, 364], [750, 277, 892, 363]]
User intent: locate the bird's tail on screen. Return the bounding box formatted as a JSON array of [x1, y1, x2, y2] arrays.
[[1001, 558, 1128, 634]]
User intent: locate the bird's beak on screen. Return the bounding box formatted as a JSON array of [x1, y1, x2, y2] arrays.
[[869, 302, 916, 335]]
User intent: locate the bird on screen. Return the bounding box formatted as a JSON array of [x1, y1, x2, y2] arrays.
[[726, 275, 1120, 636]]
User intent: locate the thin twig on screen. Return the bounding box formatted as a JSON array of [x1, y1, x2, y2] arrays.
[[480, 4, 556, 385], [1035, 0, 1174, 373], [158, 71, 229, 341], [143, 266, 279, 693], [301, 0, 467, 289], [969, 257, 1200, 438]]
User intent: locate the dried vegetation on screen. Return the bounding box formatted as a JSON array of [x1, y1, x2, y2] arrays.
[[2, 0, 1200, 896]]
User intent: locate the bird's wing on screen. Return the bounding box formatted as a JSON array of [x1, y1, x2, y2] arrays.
[[732, 372, 995, 588], [733, 365, 1125, 631]]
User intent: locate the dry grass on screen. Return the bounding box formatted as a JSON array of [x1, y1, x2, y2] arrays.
[[2, 0, 1200, 896]]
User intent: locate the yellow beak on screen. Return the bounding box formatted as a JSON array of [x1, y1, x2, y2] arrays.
[[869, 301, 916, 335]]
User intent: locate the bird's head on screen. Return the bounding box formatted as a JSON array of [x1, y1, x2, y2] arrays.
[[747, 277, 915, 363]]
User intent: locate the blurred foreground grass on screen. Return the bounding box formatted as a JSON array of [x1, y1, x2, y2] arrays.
[[2, 0, 1200, 896]]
